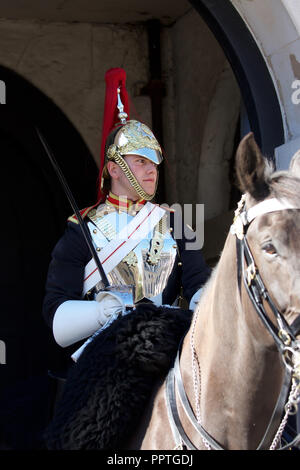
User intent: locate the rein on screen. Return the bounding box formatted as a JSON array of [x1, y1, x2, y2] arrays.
[[166, 195, 300, 450]]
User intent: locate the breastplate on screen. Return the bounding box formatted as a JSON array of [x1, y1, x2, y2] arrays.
[[87, 205, 178, 303]]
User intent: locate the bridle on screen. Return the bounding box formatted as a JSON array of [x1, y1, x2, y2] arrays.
[[166, 195, 300, 450], [234, 195, 300, 346]]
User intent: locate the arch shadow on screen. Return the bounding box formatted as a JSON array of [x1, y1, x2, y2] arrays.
[[0, 66, 98, 448]]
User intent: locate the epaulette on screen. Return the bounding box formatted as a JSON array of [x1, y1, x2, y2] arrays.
[[157, 204, 175, 213], [67, 203, 99, 224], [90, 204, 116, 220]]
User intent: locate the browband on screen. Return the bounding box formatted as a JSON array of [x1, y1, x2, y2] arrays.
[[246, 198, 298, 224]]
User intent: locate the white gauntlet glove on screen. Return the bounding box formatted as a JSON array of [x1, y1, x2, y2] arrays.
[[53, 292, 125, 348], [95, 290, 125, 318]]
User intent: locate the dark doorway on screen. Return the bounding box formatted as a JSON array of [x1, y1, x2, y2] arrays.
[[0, 67, 98, 448]]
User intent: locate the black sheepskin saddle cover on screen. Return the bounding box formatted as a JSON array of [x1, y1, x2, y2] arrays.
[[45, 303, 193, 450]]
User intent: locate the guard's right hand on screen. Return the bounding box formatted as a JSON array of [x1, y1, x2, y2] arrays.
[[95, 290, 125, 321]]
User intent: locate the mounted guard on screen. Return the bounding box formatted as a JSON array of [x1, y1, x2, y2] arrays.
[[42, 67, 210, 448]]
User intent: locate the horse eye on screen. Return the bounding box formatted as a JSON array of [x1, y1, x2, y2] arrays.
[[263, 243, 277, 256]]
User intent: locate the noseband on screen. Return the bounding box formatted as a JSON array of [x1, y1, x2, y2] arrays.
[[166, 195, 300, 450]]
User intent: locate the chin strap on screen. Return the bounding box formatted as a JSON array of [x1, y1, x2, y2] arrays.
[[110, 150, 157, 201]]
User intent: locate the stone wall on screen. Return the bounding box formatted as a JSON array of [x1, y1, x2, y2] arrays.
[[161, 9, 241, 220], [0, 11, 241, 233], [0, 18, 152, 165]]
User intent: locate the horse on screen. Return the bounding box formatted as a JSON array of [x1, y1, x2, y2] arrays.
[[137, 132, 300, 450], [45, 132, 300, 451]]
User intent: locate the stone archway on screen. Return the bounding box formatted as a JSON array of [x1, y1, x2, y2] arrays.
[[190, 0, 285, 158], [186, 0, 292, 263], [191, 0, 300, 168]]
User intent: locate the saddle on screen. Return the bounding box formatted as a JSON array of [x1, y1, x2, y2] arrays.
[[44, 303, 192, 450]]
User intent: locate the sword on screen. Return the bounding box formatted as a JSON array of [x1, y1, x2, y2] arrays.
[[35, 127, 110, 288]]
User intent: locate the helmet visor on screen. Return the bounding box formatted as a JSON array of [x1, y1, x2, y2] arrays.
[[125, 147, 162, 165]]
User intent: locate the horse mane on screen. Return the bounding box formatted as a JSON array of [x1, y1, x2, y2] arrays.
[[268, 169, 300, 207], [236, 151, 300, 207], [234, 132, 300, 206]]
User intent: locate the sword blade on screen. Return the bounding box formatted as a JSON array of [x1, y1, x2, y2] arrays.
[[36, 127, 110, 288]]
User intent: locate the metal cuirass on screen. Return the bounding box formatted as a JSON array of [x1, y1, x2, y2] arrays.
[[85, 204, 178, 303]]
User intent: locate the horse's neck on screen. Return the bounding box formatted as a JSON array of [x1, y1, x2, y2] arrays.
[[181, 233, 284, 450]]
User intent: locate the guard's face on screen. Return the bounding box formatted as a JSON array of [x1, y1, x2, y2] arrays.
[[125, 155, 158, 197], [107, 155, 158, 201]]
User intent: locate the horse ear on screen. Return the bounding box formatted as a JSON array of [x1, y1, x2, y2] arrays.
[[235, 132, 270, 201], [289, 149, 300, 178]]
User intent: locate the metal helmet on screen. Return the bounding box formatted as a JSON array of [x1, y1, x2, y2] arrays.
[[110, 119, 163, 166]]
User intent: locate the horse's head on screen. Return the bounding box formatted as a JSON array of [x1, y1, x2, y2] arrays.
[[234, 133, 300, 346]]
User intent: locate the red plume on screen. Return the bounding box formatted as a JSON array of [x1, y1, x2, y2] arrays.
[[97, 68, 129, 201]]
